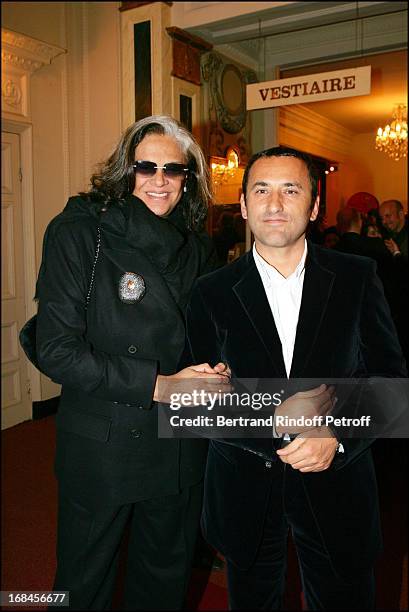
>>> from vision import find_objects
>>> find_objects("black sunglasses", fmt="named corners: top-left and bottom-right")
top-left (133, 160), bottom-right (189, 178)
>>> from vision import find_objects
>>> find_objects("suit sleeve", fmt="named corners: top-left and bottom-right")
top-left (36, 222), bottom-right (158, 407)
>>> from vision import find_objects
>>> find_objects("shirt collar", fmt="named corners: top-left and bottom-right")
top-left (253, 240), bottom-right (307, 283)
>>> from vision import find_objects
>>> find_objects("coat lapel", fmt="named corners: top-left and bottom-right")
top-left (290, 246), bottom-right (335, 377)
top-left (233, 252), bottom-right (287, 377)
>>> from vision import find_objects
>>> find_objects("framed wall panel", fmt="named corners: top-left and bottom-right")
top-left (121, 3), bottom-right (172, 129)
top-left (171, 77), bottom-right (200, 140)
top-left (133, 21), bottom-right (152, 121)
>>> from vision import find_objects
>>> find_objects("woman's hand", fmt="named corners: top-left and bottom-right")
top-left (153, 362), bottom-right (231, 403)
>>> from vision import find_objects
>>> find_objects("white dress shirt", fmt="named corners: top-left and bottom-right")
top-left (253, 241), bottom-right (307, 377)
top-left (252, 241), bottom-right (344, 453)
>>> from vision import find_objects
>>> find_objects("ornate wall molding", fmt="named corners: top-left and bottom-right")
top-left (202, 51), bottom-right (257, 136)
top-left (2, 28), bottom-right (65, 121)
top-left (1, 71), bottom-right (28, 119)
top-left (2, 28), bottom-right (65, 73)
top-left (1, 51), bottom-right (43, 74)
top-left (201, 50), bottom-right (257, 164)
top-left (2, 78), bottom-right (23, 108)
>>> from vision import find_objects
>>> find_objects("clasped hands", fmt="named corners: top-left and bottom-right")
top-left (153, 362), bottom-right (231, 404)
top-left (155, 366), bottom-right (338, 473)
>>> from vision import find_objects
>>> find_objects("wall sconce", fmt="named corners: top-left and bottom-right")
top-left (211, 147), bottom-right (240, 184)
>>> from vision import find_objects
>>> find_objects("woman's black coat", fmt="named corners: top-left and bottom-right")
top-left (36, 195), bottom-right (215, 509)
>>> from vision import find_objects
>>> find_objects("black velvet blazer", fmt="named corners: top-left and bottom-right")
top-left (186, 242), bottom-right (407, 574)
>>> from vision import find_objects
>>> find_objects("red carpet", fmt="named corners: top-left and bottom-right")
top-left (1, 417), bottom-right (407, 610)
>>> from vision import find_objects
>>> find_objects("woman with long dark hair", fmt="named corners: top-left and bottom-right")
top-left (35, 116), bottom-right (228, 610)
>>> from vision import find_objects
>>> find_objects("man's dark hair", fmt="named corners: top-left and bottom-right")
top-left (242, 146), bottom-right (319, 206)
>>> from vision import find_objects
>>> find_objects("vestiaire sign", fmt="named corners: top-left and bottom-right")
top-left (246, 66), bottom-right (371, 110)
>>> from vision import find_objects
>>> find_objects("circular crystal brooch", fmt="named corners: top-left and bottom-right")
top-left (118, 272), bottom-right (146, 303)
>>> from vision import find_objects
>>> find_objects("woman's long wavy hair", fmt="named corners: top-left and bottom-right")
top-left (84, 115), bottom-right (212, 231)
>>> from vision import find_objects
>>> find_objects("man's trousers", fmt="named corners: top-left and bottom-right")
top-left (226, 466), bottom-right (375, 610)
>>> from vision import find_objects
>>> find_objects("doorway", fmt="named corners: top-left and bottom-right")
top-left (1, 131), bottom-right (32, 429)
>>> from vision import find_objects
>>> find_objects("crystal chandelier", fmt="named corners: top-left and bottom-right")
top-left (375, 104), bottom-right (408, 161)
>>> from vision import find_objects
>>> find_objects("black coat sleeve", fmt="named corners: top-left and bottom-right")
top-left (36, 221), bottom-right (158, 406)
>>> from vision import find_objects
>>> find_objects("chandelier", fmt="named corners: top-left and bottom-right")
top-left (375, 104), bottom-right (407, 161)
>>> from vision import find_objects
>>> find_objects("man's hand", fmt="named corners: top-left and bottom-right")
top-left (276, 426), bottom-right (338, 472)
top-left (384, 238), bottom-right (400, 256)
top-left (199, 362), bottom-right (231, 378)
top-left (274, 384), bottom-right (336, 435)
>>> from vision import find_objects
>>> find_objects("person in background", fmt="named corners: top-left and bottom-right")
top-left (322, 225), bottom-right (340, 249)
top-left (335, 205), bottom-right (392, 285)
top-left (379, 199), bottom-right (408, 359)
top-left (336, 205), bottom-right (408, 363)
top-left (336, 206), bottom-right (367, 252)
top-left (344, 191), bottom-right (379, 223)
top-left (379, 199), bottom-right (408, 261)
top-left (232, 211), bottom-right (247, 258)
top-left (35, 115), bottom-right (228, 610)
top-left (307, 210), bottom-right (327, 244)
top-left (364, 223), bottom-right (383, 238)
top-left (212, 211), bottom-right (240, 265)
top-left (365, 207), bottom-right (386, 239)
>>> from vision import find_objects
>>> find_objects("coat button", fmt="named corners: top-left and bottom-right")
top-left (265, 461), bottom-right (272, 468)
top-left (130, 429), bottom-right (142, 439)
top-left (128, 345), bottom-right (138, 354)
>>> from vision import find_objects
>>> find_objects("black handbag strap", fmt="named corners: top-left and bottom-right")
top-left (85, 226), bottom-right (101, 308)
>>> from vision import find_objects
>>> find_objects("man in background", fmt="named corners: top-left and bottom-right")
top-left (380, 199), bottom-right (408, 261)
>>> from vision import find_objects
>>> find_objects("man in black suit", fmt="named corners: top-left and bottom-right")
top-left (186, 147), bottom-right (407, 610)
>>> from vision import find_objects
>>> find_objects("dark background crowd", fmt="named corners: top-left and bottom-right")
top-left (308, 194), bottom-right (408, 362)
